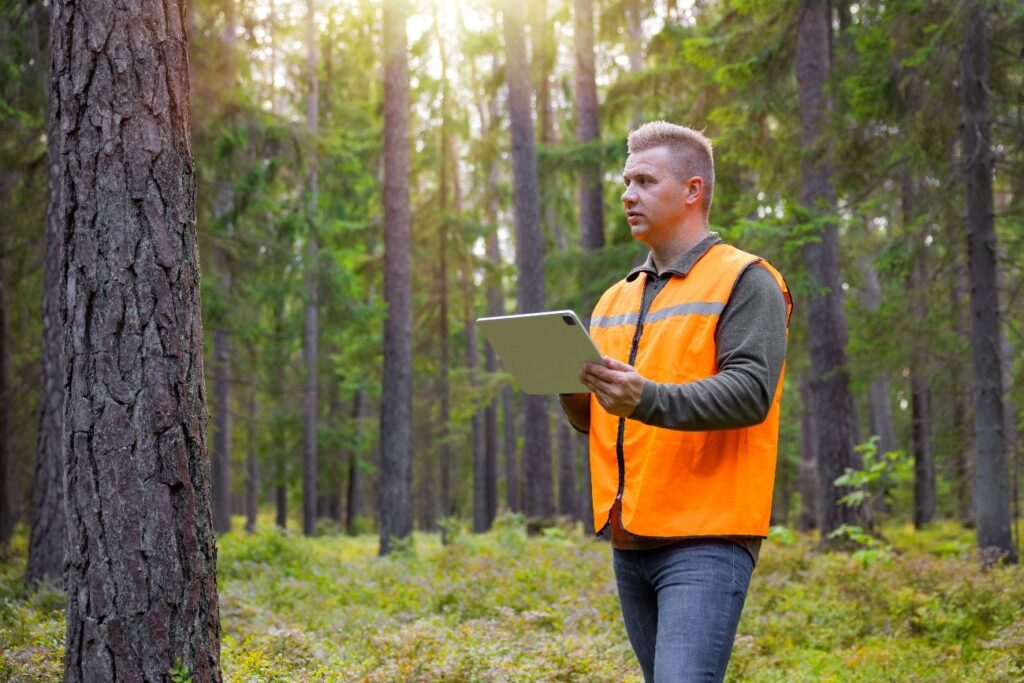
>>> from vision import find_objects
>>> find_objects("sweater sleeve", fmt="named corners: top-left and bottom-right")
top-left (628, 263), bottom-right (788, 431)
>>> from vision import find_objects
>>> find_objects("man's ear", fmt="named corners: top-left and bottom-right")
top-left (685, 176), bottom-right (704, 206)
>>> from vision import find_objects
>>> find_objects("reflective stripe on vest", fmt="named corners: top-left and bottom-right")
top-left (588, 243), bottom-right (792, 538)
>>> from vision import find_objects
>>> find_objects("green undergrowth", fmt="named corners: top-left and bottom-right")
top-left (2, 516), bottom-right (1022, 681)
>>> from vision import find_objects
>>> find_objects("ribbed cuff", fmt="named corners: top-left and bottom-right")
top-left (629, 380), bottom-right (659, 422)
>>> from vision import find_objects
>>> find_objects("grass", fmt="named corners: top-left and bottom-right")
top-left (2, 515), bottom-right (1023, 681)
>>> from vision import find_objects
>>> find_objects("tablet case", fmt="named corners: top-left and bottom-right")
top-left (475, 310), bottom-right (602, 394)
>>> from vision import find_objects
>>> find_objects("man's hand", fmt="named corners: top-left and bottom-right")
top-left (579, 356), bottom-right (646, 417)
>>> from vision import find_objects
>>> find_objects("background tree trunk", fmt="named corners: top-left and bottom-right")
top-left (346, 388), bottom-right (365, 535)
top-left (302, 0), bottom-right (320, 537)
top-left (245, 390), bottom-right (259, 533)
top-left (574, 0), bottom-right (604, 251)
top-left (379, 0), bottom-right (414, 554)
top-left (53, 0), bottom-right (222, 676)
top-left (27, 91), bottom-right (65, 584)
top-left (959, 0), bottom-right (1015, 562)
top-left (795, 0), bottom-right (869, 539)
top-left (797, 372), bottom-right (818, 531)
top-left (0, 201), bottom-right (10, 546)
top-left (502, 0), bottom-right (552, 519)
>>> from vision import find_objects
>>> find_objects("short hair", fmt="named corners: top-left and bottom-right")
top-left (626, 121), bottom-right (715, 213)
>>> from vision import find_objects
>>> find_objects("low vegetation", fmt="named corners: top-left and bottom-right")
top-left (2, 515), bottom-right (1022, 681)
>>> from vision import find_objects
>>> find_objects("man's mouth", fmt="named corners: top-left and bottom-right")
top-left (626, 211), bottom-right (643, 221)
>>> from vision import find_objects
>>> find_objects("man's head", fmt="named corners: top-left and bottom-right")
top-left (626, 121), bottom-right (715, 215)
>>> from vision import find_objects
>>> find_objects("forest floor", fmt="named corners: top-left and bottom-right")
top-left (2, 515), bottom-right (1023, 682)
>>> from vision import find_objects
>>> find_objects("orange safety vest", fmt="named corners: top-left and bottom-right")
top-left (588, 242), bottom-right (792, 538)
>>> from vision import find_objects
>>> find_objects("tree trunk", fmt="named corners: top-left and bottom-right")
top-left (946, 206), bottom-right (973, 525)
top-left (346, 388), bottom-right (365, 535)
top-left (434, 7), bottom-right (452, 527)
top-left (210, 0), bottom-right (237, 537)
top-left (53, 0), bottom-right (222, 676)
top-left (797, 373), bottom-right (818, 531)
top-left (301, 0), bottom-right (320, 538)
top-left (502, 0), bottom-right (553, 519)
top-left (960, 0), bottom-right (1015, 562)
top-left (27, 90), bottom-right (65, 584)
top-left (380, 0), bottom-right (414, 554)
top-left (903, 171), bottom-right (935, 528)
top-left (481, 63), bottom-right (518, 517)
top-left (795, 0), bottom-right (868, 540)
top-left (625, 0), bottom-right (644, 129)
top-left (212, 251), bottom-right (232, 534)
top-left (245, 390), bottom-right (259, 533)
top-left (556, 419), bottom-right (576, 518)
top-left (574, 0), bottom-right (604, 250)
top-left (0, 200), bottom-right (10, 545)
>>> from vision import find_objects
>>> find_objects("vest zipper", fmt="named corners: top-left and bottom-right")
top-left (614, 274), bottom-right (660, 504)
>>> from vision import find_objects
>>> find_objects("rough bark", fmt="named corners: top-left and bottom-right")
top-left (795, 0), bottom-right (868, 539)
top-left (52, 0), bottom-right (222, 677)
top-left (27, 90), bottom-right (66, 584)
top-left (502, 0), bottom-right (553, 519)
top-left (380, 0), bottom-right (414, 554)
top-left (556, 419), bottom-right (577, 518)
top-left (574, 0), bottom-right (604, 250)
top-left (946, 205), bottom-right (974, 525)
top-left (960, 0), bottom-right (1015, 562)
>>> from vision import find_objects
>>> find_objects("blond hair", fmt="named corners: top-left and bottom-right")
top-left (627, 121), bottom-right (715, 213)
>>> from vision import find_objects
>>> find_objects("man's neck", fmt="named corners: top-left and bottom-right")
top-left (649, 226), bottom-right (711, 273)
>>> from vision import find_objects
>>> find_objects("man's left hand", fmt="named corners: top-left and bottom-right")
top-left (579, 356), bottom-right (646, 417)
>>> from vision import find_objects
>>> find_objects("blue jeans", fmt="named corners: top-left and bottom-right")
top-left (612, 540), bottom-right (754, 683)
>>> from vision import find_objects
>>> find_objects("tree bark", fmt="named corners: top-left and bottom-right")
top-left (625, 0), bottom-right (644, 130)
top-left (574, 0), bottom-right (604, 250)
top-left (795, 0), bottom-right (868, 540)
top-left (502, 0), bottom-right (553, 519)
top-left (53, 0), bottom-right (222, 676)
top-left (960, 0), bottom-right (1015, 562)
top-left (380, 0), bottom-right (414, 554)
top-left (27, 77), bottom-right (65, 584)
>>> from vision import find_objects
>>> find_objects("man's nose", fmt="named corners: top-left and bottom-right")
top-left (621, 185), bottom-right (636, 204)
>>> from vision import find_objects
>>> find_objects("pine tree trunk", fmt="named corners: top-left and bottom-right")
top-left (302, 0), bottom-right (320, 538)
top-left (434, 8), bottom-right (452, 527)
top-left (346, 388), bottom-right (365, 535)
top-left (27, 94), bottom-right (65, 584)
top-left (625, 0), bottom-right (644, 130)
top-left (245, 391), bottom-right (259, 533)
top-left (502, 0), bottom-right (552, 519)
top-left (960, 0), bottom-right (1015, 562)
top-left (53, 0), bottom-right (222, 676)
top-left (380, 0), bottom-right (414, 554)
top-left (904, 177), bottom-right (935, 528)
top-left (574, 0), bottom-right (604, 250)
top-left (0, 203), bottom-right (11, 546)
top-left (795, 0), bottom-right (868, 540)
top-left (557, 420), bottom-right (576, 518)
top-left (797, 373), bottom-right (818, 531)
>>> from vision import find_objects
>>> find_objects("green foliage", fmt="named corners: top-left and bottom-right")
top-left (4, 523), bottom-right (1024, 681)
top-left (169, 657), bottom-right (194, 683)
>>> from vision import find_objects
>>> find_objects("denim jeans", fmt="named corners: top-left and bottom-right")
top-left (612, 539), bottom-right (754, 683)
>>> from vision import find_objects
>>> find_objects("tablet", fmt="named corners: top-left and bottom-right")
top-left (476, 310), bottom-right (602, 395)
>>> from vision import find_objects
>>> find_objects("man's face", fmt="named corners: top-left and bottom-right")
top-left (620, 146), bottom-right (692, 246)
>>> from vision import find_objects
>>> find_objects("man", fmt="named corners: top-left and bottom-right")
top-left (559, 121), bottom-right (791, 683)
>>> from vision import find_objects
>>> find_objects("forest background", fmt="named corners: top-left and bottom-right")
top-left (1, 0), bottom-right (1023, 680)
